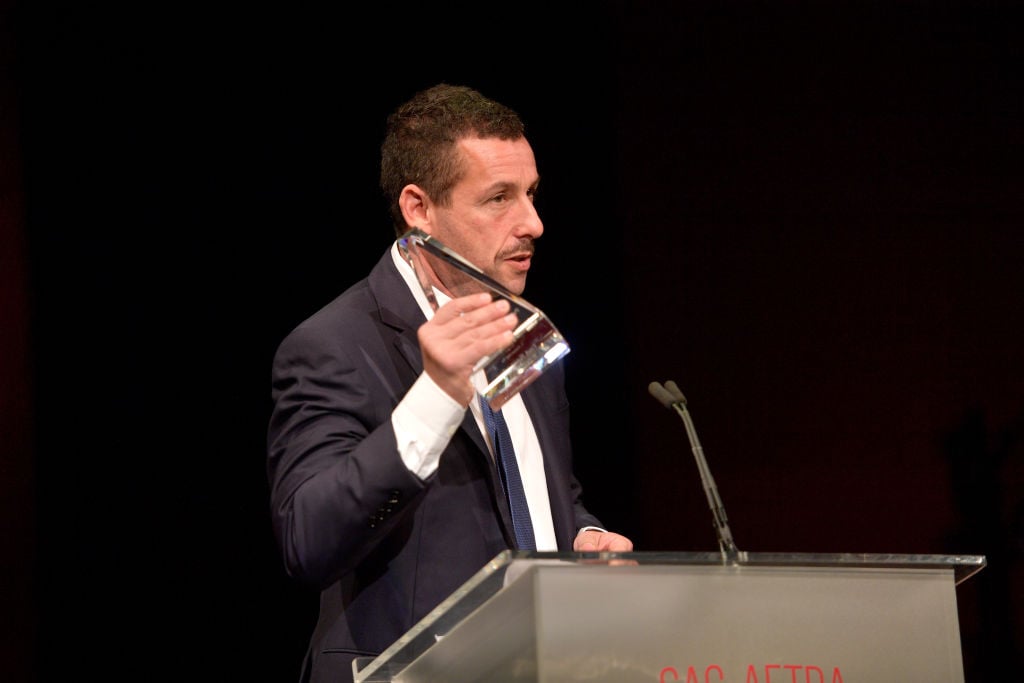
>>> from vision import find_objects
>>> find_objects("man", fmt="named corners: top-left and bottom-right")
top-left (267, 83), bottom-right (633, 683)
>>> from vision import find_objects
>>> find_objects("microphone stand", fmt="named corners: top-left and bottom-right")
top-left (650, 381), bottom-right (740, 564)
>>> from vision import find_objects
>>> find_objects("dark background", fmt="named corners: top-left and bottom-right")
top-left (3, 1), bottom-right (1021, 680)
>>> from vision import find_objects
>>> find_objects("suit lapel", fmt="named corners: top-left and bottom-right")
top-left (367, 245), bottom-right (509, 531)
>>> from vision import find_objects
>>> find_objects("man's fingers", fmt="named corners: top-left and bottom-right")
top-left (443, 293), bottom-right (491, 320)
top-left (451, 314), bottom-right (516, 362)
top-left (441, 295), bottom-right (511, 329)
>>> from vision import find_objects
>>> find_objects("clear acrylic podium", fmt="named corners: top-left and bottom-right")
top-left (353, 550), bottom-right (986, 683)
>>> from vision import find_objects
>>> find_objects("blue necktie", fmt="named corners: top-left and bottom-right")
top-left (479, 396), bottom-right (536, 550)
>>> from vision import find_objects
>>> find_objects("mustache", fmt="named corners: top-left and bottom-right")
top-left (498, 238), bottom-right (535, 260)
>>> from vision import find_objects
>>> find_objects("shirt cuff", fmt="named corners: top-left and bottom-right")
top-left (392, 372), bottom-right (465, 479)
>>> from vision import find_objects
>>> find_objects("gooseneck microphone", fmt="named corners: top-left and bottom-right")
top-left (649, 380), bottom-right (740, 563)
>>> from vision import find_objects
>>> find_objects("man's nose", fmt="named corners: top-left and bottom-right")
top-left (517, 198), bottom-right (544, 239)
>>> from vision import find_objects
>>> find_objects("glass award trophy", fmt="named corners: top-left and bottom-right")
top-left (397, 228), bottom-right (570, 410)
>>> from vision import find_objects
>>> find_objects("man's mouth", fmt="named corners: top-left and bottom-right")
top-left (506, 252), bottom-right (532, 271)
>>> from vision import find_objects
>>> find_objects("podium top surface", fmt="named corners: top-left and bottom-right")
top-left (353, 550), bottom-right (985, 682)
top-left (595, 549), bottom-right (988, 583)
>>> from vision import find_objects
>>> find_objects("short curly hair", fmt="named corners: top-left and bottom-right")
top-left (380, 83), bottom-right (526, 237)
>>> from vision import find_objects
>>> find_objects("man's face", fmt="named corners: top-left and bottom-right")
top-left (429, 136), bottom-right (543, 296)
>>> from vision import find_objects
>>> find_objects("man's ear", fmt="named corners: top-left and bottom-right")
top-left (399, 184), bottom-right (431, 233)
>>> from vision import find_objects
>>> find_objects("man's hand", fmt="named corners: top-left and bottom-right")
top-left (418, 293), bottom-right (517, 406)
top-left (573, 528), bottom-right (634, 552)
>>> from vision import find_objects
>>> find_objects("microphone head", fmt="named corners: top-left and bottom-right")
top-left (664, 380), bottom-right (687, 405)
top-left (647, 381), bottom-right (677, 409)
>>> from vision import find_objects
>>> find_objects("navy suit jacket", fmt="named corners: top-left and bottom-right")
top-left (267, 246), bottom-right (602, 682)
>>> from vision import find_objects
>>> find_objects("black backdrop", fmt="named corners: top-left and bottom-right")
top-left (5, 1), bottom-right (1022, 680)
